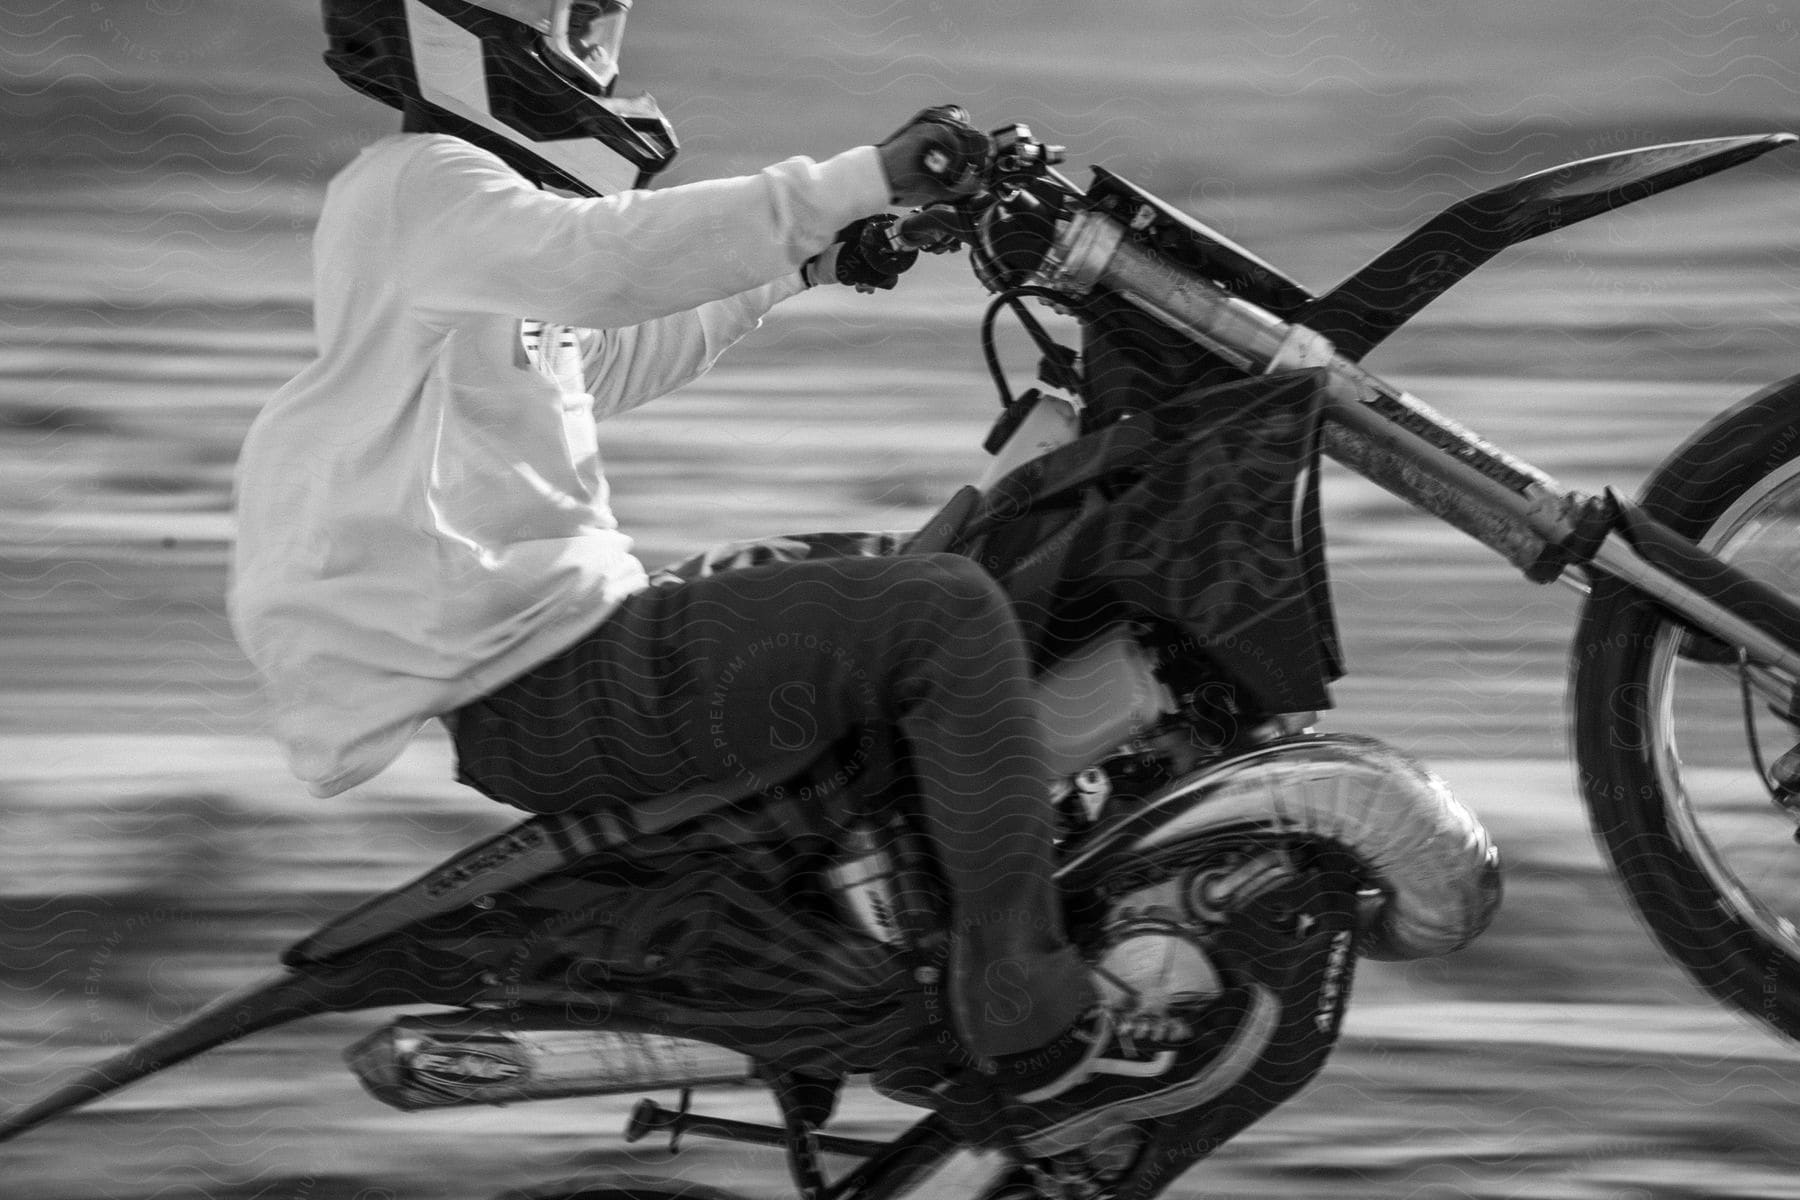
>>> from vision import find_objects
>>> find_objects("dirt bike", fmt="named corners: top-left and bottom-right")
top-left (3, 123), bottom-right (1798, 1200)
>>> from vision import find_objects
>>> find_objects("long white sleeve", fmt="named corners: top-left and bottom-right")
top-left (582, 275), bottom-right (808, 419)
top-left (395, 136), bottom-right (886, 328)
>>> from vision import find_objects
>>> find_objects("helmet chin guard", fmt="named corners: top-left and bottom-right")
top-left (323, 0), bottom-right (679, 196)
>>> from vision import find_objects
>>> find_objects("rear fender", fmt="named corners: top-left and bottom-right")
top-left (0, 939), bottom-right (495, 1146)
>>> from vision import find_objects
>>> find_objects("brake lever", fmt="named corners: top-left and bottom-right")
top-left (889, 205), bottom-right (977, 253)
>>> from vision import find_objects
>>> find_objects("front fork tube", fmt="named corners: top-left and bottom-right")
top-left (1588, 531), bottom-right (1800, 682)
top-left (1034, 207), bottom-right (1800, 698)
top-left (1317, 376), bottom-right (1800, 686)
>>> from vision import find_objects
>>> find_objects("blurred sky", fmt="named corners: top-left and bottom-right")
top-left (7, 0), bottom-right (1800, 300)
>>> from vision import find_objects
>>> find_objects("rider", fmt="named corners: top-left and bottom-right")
top-left (232, 0), bottom-right (1270, 1144)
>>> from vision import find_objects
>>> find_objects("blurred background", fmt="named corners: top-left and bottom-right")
top-left (3, 1), bottom-right (1800, 1196)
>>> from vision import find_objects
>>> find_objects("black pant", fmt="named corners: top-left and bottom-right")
top-left (451, 546), bottom-right (1091, 1058)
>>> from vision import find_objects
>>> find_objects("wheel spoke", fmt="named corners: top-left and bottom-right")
top-left (1648, 461), bottom-right (1800, 961)
top-left (1571, 377), bottom-right (1800, 1041)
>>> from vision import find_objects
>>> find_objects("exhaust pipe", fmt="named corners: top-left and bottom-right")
top-left (1062, 733), bottom-right (1503, 960)
top-left (345, 1013), bottom-right (756, 1110)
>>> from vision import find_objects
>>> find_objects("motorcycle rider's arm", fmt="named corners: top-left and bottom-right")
top-left (580, 276), bottom-right (804, 419)
top-left (396, 135), bottom-right (890, 330)
top-left (581, 213), bottom-right (926, 417)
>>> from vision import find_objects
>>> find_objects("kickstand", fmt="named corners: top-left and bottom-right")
top-left (768, 1069), bottom-right (844, 1200)
top-left (669, 1087), bottom-right (691, 1155)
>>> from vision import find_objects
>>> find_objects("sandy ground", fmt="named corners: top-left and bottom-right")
top-left (6, 1), bottom-right (1800, 1197)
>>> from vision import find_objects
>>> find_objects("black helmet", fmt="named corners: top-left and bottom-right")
top-left (322, 0), bottom-right (678, 196)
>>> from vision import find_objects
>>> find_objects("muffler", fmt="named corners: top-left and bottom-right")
top-left (345, 1012), bottom-right (756, 1110)
top-left (1062, 733), bottom-right (1503, 960)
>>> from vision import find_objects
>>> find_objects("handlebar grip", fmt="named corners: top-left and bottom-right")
top-left (890, 207), bottom-right (970, 252)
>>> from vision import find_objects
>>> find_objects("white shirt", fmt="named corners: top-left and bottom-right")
top-left (231, 134), bottom-right (891, 796)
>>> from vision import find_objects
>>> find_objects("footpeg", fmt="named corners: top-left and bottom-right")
top-left (624, 1096), bottom-right (885, 1159)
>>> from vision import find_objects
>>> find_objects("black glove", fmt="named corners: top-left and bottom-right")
top-left (876, 105), bottom-right (993, 206)
top-left (803, 214), bottom-right (920, 292)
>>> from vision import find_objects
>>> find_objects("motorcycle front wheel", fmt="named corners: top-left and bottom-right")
top-left (500, 1182), bottom-right (753, 1200)
top-left (1572, 371), bottom-right (1800, 1041)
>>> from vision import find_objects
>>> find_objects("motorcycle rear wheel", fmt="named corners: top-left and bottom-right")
top-left (1573, 372), bottom-right (1800, 1041)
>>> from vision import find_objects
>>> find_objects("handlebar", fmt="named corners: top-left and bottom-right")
top-left (886, 123), bottom-right (1070, 253)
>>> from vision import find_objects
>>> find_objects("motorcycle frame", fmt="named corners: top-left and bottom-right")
top-left (1, 130), bottom-right (1796, 1196)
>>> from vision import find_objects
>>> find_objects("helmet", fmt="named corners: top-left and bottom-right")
top-left (322, 0), bottom-right (679, 196)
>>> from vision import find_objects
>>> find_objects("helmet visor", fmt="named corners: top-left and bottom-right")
top-left (546, 0), bottom-right (630, 94)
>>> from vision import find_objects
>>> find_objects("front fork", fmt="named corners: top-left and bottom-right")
top-left (1031, 206), bottom-right (1800, 701)
top-left (1321, 377), bottom-right (1800, 686)
top-left (1319, 371), bottom-right (1800, 719)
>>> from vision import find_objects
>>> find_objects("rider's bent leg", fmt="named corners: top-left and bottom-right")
top-left (449, 552), bottom-right (1094, 1065)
